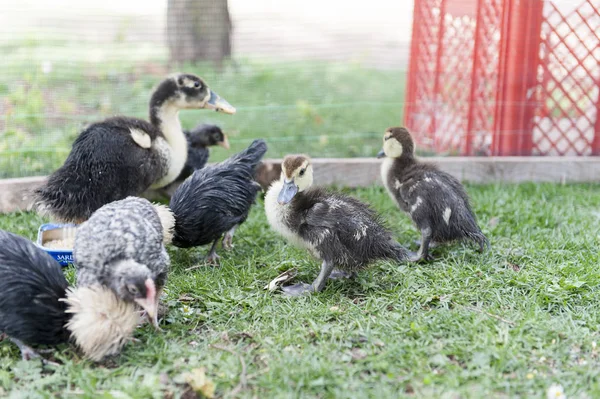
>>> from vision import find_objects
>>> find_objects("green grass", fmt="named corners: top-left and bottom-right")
top-left (1, 183), bottom-right (600, 398)
top-left (0, 37), bottom-right (406, 178)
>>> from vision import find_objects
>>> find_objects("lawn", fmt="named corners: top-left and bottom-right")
top-left (0, 37), bottom-right (406, 178)
top-left (0, 183), bottom-right (599, 398)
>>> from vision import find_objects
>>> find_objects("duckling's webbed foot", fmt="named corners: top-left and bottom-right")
top-left (205, 238), bottom-right (221, 265)
top-left (222, 225), bottom-right (237, 251)
top-left (413, 239), bottom-right (439, 249)
top-left (329, 269), bottom-right (356, 280)
top-left (282, 282), bottom-right (315, 297)
top-left (282, 260), bottom-right (335, 296)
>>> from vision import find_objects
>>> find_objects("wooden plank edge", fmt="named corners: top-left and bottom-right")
top-left (0, 157), bottom-right (598, 214)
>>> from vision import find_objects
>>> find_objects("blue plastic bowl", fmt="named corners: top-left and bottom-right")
top-left (36, 223), bottom-right (77, 267)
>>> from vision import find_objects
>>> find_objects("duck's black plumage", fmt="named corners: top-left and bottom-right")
top-left (287, 188), bottom-right (408, 269)
top-left (379, 127), bottom-right (488, 261)
top-left (170, 139), bottom-right (267, 263)
top-left (0, 230), bottom-right (70, 358)
top-left (36, 117), bottom-right (165, 223)
top-left (35, 74), bottom-right (235, 223)
top-left (177, 124), bottom-right (227, 183)
top-left (265, 155), bottom-right (408, 295)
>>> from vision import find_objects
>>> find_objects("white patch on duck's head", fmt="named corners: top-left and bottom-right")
top-left (394, 179), bottom-right (403, 190)
top-left (383, 127), bottom-right (415, 158)
top-left (281, 155), bottom-right (313, 192)
top-left (62, 286), bottom-right (140, 362)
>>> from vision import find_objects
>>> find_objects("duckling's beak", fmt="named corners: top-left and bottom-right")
top-left (206, 90), bottom-right (236, 114)
top-left (134, 279), bottom-right (159, 329)
top-left (278, 180), bottom-right (298, 205)
top-left (377, 149), bottom-right (386, 159)
top-left (218, 134), bottom-right (230, 150)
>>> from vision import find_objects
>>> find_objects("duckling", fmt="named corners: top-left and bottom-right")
top-left (0, 230), bottom-right (139, 363)
top-left (170, 139), bottom-right (267, 264)
top-left (35, 73), bottom-right (236, 223)
top-left (177, 124), bottom-right (230, 183)
top-left (74, 197), bottom-right (174, 328)
top-left (377, 127), bottom-right (489, 262)
top-left (264, 154), bottom-right (409, 296)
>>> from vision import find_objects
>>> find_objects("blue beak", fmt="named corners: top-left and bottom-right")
top-left (278, 180), bottom-right (298, 205)
top-left (377, 149), bottom-right (386, 158)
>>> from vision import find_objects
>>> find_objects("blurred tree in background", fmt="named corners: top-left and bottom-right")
top-left (166, 0), bottom-right (232, 66)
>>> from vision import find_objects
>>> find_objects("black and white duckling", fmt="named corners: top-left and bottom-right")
top-left (170, 139), bottom-right (267, 264)
top-left (264, 154), bottom-right (409, 296)
top-left (377, 127), bottom-right (489, 262)
top-left (35, 74), bottom-right (235, 223)
top-left (0, 230), bottom-right (139, 363)
top-left (74, 197), bottom-right (174, 328)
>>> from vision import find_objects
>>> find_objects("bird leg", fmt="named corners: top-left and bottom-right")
top-left (221, 225), bottom-right (238, 251)
top-left (10, 338), bottom-right (58, 366)
top-left (413, 239), bottom-right (439, 249)
top-left (410, 227), bottom-right (434, 262)
top-left (328, 269), bottom-right (356, 280)
top-left (205, 238), bottom-right (221, 265)
top-left (282, 260), bottom-right (335, 296)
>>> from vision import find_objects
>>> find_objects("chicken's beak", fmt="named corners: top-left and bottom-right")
top-left (206, 90), bottom-right (236, 114)
top-left (377, 149), bottom-right (386, 159)
top-left (135, 279), bottom-right (159, 329)
top-left (218, 134), bottom-right (230, 150)
top-left (277, 180), bottom-right (298, 205)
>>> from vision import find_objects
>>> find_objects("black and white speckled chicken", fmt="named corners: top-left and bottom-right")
top-left (264, 154), bottom-right (409, 296)
top-left (169, 139), bottom-right (267, 264)
top-left (73, 196), bottom-right (174, 327)
top-left (0, 230), bottom-right (140, 363)
top-left (377, 127), bottom-right (489, 262)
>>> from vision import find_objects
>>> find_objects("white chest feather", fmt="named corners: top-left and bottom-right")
top-left (264, 181), bottom-right (319, 255)
top-left (380, 157), bottom-right (400, 206)
top-left (150, 107), bottom-right (188, 189)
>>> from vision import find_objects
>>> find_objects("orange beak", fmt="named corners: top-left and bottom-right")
top-left (218, 135), bottom-right (230, 150)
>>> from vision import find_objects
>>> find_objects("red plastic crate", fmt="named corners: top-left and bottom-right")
top-left (405, 0), bottom-right (600, 156)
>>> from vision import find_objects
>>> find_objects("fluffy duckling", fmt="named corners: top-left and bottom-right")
top-left (378, 127), bottom-right (489, 262)
top-left (74, 197), bottom-right (174, 327)
top-left (265, 154), bottom-right (409, 296)
top-left (35, 74), bottom-right (235, 223)
top-left (170, 139), bottom-right (267, 264)
top-left (0, 230), bottom-right (139, 363)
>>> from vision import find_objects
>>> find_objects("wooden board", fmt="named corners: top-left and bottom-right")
top-left (1, 156), bottom-right (598, 214)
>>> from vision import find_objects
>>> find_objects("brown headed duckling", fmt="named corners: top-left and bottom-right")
top-left (377, 127), bottom-right (489, 262)
top-left (264, 154), bottom-right (408, 296)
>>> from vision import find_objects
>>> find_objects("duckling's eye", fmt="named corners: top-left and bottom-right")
top-left (127, 284), bottom-right (139, 296)
top-left (194, 81), bottom-right (200, 88)
top-left (299, 169), bottom-right (306, 177)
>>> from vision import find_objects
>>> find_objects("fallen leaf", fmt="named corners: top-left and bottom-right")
top-left (264, 268), bottom-right (298, 291)
top-left (179, 294), bottom-right (195, 302)
top-left (182, 368), bottom-right (216, 398)
top-left (374, 340), bottom-right (385, 347)
top-left (509, 263), bottom-right (521, 272)
top-left (329, 306), bottom-right (340, 312)
top-left (351, 348), bottom-right (367, 361)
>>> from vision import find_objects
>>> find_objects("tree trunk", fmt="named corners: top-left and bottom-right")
top-left (166, 0), bottom-right (232, 66)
